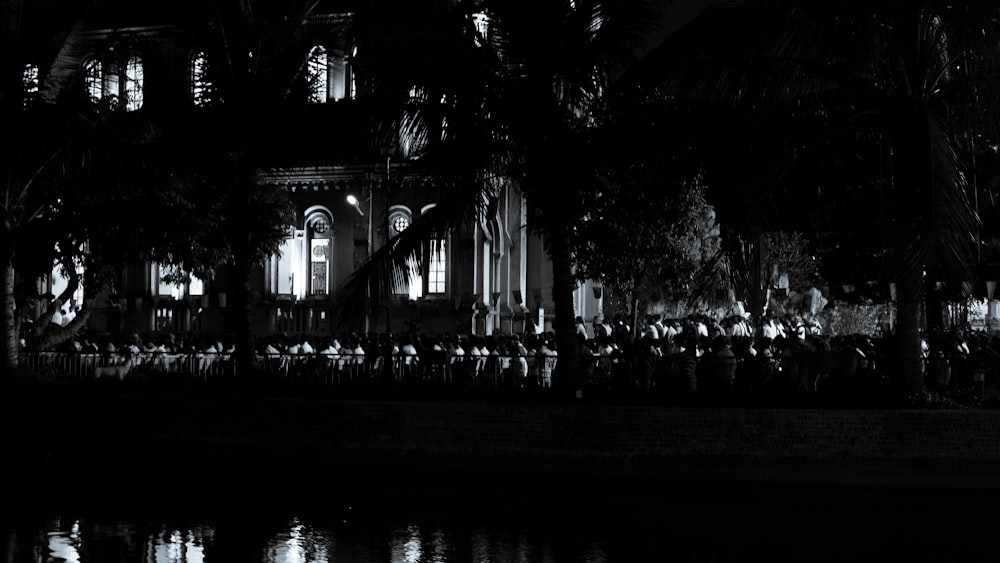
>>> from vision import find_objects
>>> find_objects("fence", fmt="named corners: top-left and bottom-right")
top-left (18, 349), bottom-right (605, 388)
top-left (17, 348), bottom-right (994, 397)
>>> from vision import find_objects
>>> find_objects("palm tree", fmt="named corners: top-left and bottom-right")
top-left (636, 0), bottom-right (999, 395)
top-left (0, 0), bottom-right (142, 368)
top-left (337, 0), bottom-right (661, 392)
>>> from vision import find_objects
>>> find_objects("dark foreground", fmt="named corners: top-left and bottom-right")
top-left (5, 377), bottom-right (1000, 562)
top-left (5, 375), bottom-right (1000, 495)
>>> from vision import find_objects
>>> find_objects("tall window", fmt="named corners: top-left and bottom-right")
top-left (123, 56), bottom-right (143, 111)
top-left (428, 238), bottom-right (447, 294)
top-left (151, 263), bottom-right (204, 300)
top-left (273, 234), bottom-right (296, 296)
top-left (84, 59), bottom-right (103, 103)
top-left (349, 44), bottom-right (357, 99)
top-left (388, 205), bottom-right (448, 297)
top-left (472, 12), bottom-right (490, 46)
top-left (308, 213), bottom-right (333, 296)
top-left (422, 203), bottom-right (447, 295)
top-left (22, 63), bottom-right (38, 108)
top-left (310, 239), bottom-right (329, 295)
top-left (307, 46), bottom-right (328, 103)
top-left (190, 51), bottom-right (212, 106)
top-left (388, 206), bottom-right (415, 296)
top-left (83, 54), bottom-right (144, 111)
top-left (306, 44), bottom-right (353, 103)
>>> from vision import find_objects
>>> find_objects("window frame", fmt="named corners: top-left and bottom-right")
top-left (82, 51), bottom-right (144, 111)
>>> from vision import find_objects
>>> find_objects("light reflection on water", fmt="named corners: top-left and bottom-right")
top-left (18, 513), bottom-right (611, 563)
top-left (6, 483), bottom-right (999, 562)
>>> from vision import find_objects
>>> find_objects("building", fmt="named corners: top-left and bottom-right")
top-left (19, 1), bottom-right (604, 344)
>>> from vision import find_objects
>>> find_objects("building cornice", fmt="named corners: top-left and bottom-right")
top-left (257, 164), bottom-right (470, 193)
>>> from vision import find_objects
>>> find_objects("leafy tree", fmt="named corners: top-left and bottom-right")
top-left (337, 0), bottom-right (662, 392)
top-left (1, 1), bottom-right (188, 367)
top-left (760, 231), bottom-right (821, 295)
top-left (637, 1), bottom-right (1000, 395)
top-left (571, 167), bottom-right (721, 331)
top-left (148, 0), bottom-right (336, 376)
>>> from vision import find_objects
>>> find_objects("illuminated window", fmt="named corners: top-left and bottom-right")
top-left (83, 54), bottom-right (144, 111)
top-left (388, 207), bottom-right (414, 295)
top-left (308, 213), bottom-right (333, 296)
top-left (306, 44), bottom-right (354, 102)
top-left (151, 264), bottom-right (204, 299)
top-left (22, 63), bottom-right (38, 108)
top-left (84, 59), bottom-right (103, 103)
top-left (190, 51), bottom-right (212, 106)
top-left (123, 56), bottom-right (143, 111)
top-left (428, 238), bottom-right (446, 294)
top-left (307, 46), bottom-right (328, 103)
top-left (310, 239), bottom-right (329, 295)
top-left (273, 235), bottom-right (295, 295)
top-left (422, 204), bottom-right (447, 295)
top-left (349, 44), bottom-right (357, 99)
top-left (472, 12), bottom-right (490, 46)
top-left (392, 215), bottom-right (410, 234)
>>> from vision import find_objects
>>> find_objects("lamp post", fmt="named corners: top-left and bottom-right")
top-left (346, 192), bottom-right (374, 259)
top-left (347, 191), bottom-right (374, 333)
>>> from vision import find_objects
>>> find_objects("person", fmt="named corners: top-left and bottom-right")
top-left (538, 338), bottom-right (558, 388)
top-left (709, 335), bottom-right (737, 394)
top-left (593, 316), bottom-right (613, 339)
top-left (575, 316), bottom-right (588, 340)
top-left (643, 315), bottom-right (660, 340)
top-left (654, 315), bottom-right (668, 339)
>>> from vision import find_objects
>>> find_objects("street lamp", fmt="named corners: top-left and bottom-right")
top-left (347, 191), bottom-right (375, 333)
top-left (346, 194), bottom-right (365, 216)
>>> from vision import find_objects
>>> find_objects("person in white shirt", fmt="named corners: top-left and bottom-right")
top-left (538, 339), bottom-right (558, 388)
top-left (695, 316), bottom-right (709, 338)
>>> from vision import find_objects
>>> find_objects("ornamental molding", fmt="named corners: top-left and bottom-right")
top-left (256, 165), bottom-right (369, 193)
top-left (257, 165), bottom-right (468, 193)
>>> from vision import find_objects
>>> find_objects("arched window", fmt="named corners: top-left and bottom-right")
top-left (306, 211), bottom-right (333, 295)
top-left (388, 206), bottom-right (415, 296)
top-left (124, 55), bottom-right (143, 111)
top-left (269, 209), bottom-right (335, 300)
top-left (84, 59), bottom-right (103, 103)
top-left (306, 44), bottom-right (354, 103)
top-left (387, 205), bottom-right (448, 298)
top-left (190, 50), bottom-right (212, 106)
top-left (83, 53), bottom-right (144, 111)
top-left (306, 45), bottom-right (328, 103)
top-left (389, 207), bottom-right (412, 236)
top-left (422, 204), bottom-right (447, 295)
top-left (22, 63), bottom-right (39, 109)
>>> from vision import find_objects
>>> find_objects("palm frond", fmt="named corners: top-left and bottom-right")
top-left (330, 175), bottom-right (495, 331)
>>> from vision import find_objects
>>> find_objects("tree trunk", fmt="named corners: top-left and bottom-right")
top-left (2, 249), bottom-right (18, 370)
top-left (923, 276), bottom-right (944, 333)
top-left (229, 254), bottom-right (257, 382)
top-left (547, 223), bottom-right (581, 396)
top-left (894, 266), bottom-right (925, 396)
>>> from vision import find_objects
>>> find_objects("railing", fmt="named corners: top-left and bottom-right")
top-left (16, 349), bottom-right (993, 396)
top-left (21, 351), bottom-right (233, 380)
top-left (18, 350), bottom-right (579, 388)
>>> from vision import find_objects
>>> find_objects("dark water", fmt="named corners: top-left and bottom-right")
top-left (4, 473), bottom-right (999, 563)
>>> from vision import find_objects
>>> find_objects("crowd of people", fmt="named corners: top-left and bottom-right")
top-left (19, 309), bottom-right (1000, 398)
